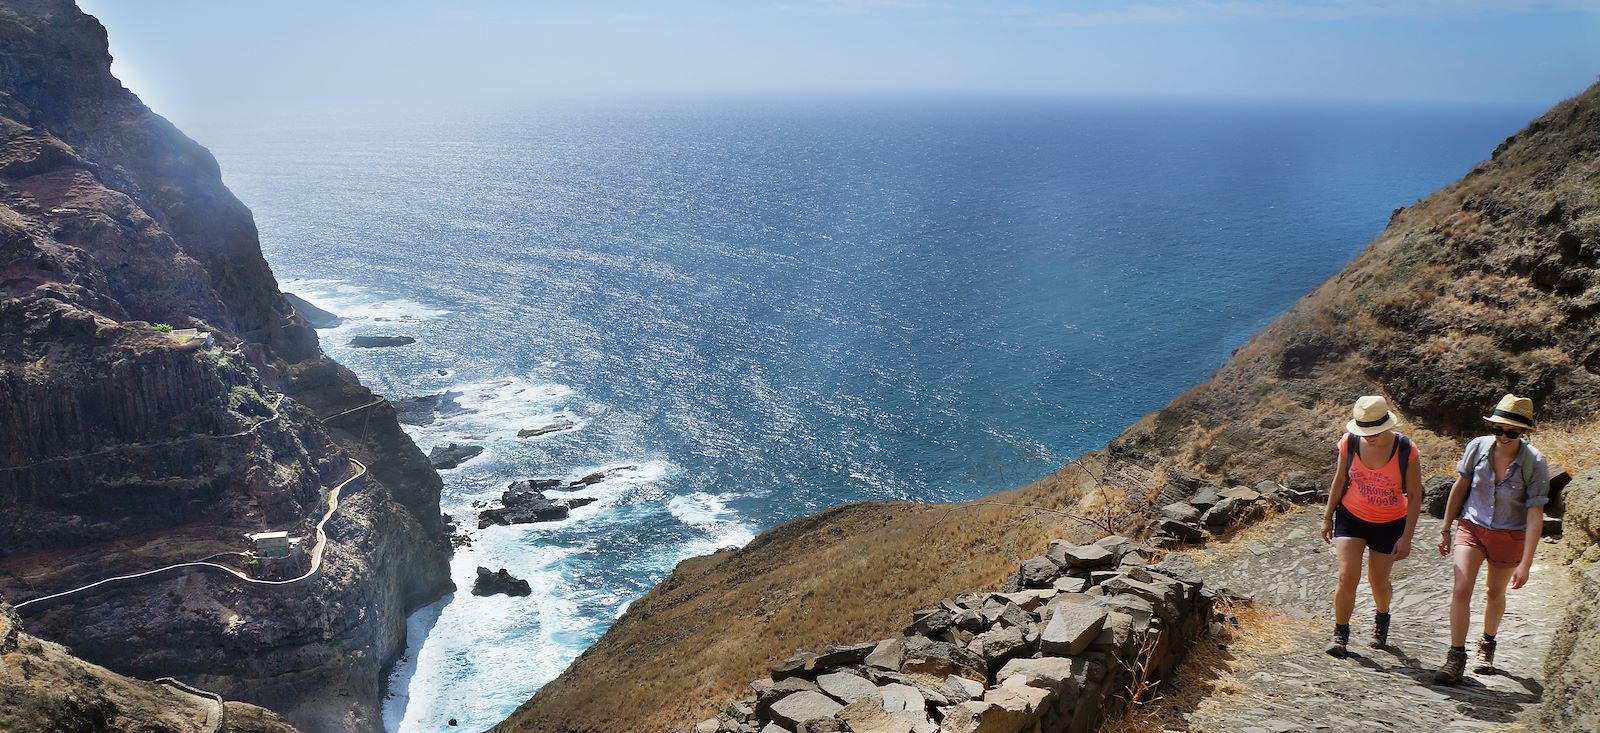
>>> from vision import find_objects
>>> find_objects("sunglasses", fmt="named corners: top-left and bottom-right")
top-left (1490, 427), bottom-right (1524, 439)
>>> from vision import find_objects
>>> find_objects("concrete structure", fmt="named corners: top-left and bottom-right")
top-left (250, 531), bottom-right (291, 559)
top-left (168, 328), bottom-right (212, 349)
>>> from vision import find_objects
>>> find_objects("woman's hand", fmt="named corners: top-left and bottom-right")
top-left (1392, 536), bottom-right (1412, 561)
top-left (1321, 515), bottom-right (1334, 544)
top-left (1437, 526), bottom-right (1452, 556)
top-left (1512, 562), bottom-right (1531, 590)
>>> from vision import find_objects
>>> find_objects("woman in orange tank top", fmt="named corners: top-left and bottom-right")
top-left (1320, 395), bottom-right (1422, 657)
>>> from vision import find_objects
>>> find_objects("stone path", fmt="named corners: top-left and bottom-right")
top-left (1177, 506), bottom-right (1566, 733)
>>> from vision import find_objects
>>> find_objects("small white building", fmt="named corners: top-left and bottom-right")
top-left (251, 531), bottom-right (291, 559)
top-left (169, 328), bottom-right (213, 349)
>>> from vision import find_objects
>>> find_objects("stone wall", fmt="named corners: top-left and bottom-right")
top-left (690, 479), bottom-right (1316, 733)
top-left (1538, 469), bottom-right (1600, 732)
top-left (691, 538), bottom-right (1207, 733)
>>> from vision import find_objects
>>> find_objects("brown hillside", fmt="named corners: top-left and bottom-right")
top-left (496, 81), bottom-right (1600, 733)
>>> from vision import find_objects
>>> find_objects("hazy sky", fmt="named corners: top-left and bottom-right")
top-left (81, 0), bottom-right (1600, 127)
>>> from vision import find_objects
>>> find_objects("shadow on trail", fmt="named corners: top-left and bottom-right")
top-left (1354, 645), bottom-right (1544, 724)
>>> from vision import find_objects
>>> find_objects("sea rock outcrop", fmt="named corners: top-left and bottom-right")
top-left (347, 335), bottom-right (416, 348)
top-left (429, 442), bottom-right (484, 470)
top-left (477, 482), bottom-right (597, 528)
top-left (282, 293), bottom-right (340, 329)
top-left (394, 390), bottom-right (467, 426)
top-left (518, 416), bottom-right (576, 438)
top-left (0, 2), bottom-right (451, 731)
top-left (472, 567), bottom-right (532, 597)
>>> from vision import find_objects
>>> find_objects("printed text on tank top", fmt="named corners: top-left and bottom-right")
top-left (1338, 435), bottom-right (1415, 524)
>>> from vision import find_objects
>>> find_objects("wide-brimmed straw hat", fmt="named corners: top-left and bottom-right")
top-left (1483, 394), bottom-right (1535, 431)
top-left (1346, 395), bottom-right (1399, 436)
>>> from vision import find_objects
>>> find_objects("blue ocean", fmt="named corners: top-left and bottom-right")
top-left (198, 95), bottom-right (1536, 731)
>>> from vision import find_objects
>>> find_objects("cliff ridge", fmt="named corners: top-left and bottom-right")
top-left (0, 1), bottom-right (452, 730)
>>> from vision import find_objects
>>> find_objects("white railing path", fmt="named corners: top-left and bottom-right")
top-left (14, 455), bottom-right (366, 612)
top-left (153, 677), bottom-right (225, 733)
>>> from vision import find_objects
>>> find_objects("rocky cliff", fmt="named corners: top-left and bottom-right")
top-left (498, 82), bottom-right (1600, 732)
top-left (0, 1), bottom-right (451, 731)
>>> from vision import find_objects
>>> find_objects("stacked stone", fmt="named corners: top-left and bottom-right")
top-left (693, 535), bottom-right (1215, 733)
top-left (1147, 478), bottom-right (1323, 547)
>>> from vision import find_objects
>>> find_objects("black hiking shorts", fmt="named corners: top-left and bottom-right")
top-left (1333, 504), bottom-right (1406, 554)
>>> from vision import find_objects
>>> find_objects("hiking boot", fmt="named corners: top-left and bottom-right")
top-left (1370, 613), bottom-right (1391, 648)
top-left (1433, 647), bottom-right (1467, 685)
top-left (1474, 637), bottom-right (1497, 674)
top-left (1325, 628), bottom-right (1349, 658)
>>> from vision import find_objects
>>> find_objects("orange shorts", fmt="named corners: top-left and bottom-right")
top-left (1454, 519), bottom-right (1526, 569)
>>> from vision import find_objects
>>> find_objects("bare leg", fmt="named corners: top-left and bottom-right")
top-left (1334, 538), bottom-right (1367, 625)
top-left (1483, 564), bottom-right (1515, 637)
top-left (1450, 545), bottom-right (1486, 647)
top-left (1367, 548), bottom-right (1397, 614)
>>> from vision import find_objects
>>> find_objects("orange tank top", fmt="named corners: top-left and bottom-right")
top-left (1337, 435), bottom-right (1416, 523)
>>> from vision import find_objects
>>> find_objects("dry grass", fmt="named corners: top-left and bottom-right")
top-left (1103, 601), bottom-right (1315, 733)
top-left (1532, 419), bottom-right (1600, 476)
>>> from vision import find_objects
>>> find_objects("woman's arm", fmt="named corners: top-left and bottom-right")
top-left (1394, 454), bottom-right (1423, 560)
top-left (1437, 474), bottom-right (1470, 556)
top-left (1513, 506), bottom-right (1544, 589)
top-left (1439, 440), bottom-right (1478, 556)
top-left (1513, 454), bottom-right (1552, 589)
top-left (1323, 455), bottom-right (1348, 544)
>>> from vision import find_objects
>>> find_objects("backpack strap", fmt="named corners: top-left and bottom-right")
top-left (1468, 437), bottom-right (1536, 488)
top-left (1464, 437), bottom-right (1488, 481)
top-left (1396, 433), bottom-right (1412, 487)
top-left (1343, 433), bottom-right (1360, 476)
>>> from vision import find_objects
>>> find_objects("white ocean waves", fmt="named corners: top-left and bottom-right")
top-left (397, 376), bottom-right (587, 454)
top-left (282, 277), bottom-right (449, 324)
top-left (665, 492), bottom-right (755, 563)
top-left (383, 547), bottom-right (584, 733)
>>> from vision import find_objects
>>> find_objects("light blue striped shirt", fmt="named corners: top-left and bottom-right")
top-left (1457, 436), bottom-right (1550, 531)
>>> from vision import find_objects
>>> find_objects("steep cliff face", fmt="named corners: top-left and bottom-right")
top-left (498, 83), bottom-right (1600, 732)
top-left (0, 2), bottom-right (451, 730)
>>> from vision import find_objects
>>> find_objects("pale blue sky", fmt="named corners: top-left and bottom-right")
top-left (81, 0), bottom-right (1600, 128)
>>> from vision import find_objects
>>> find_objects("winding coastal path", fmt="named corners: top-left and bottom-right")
top-left (1174, 505), bottom-right (1565, 732)
top-left (13, 455), bottom-right (366, 612)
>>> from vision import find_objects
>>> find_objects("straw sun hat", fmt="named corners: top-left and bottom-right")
top-left (1346, 395), bottom-right (1399, 437)
top-left (1484, 394), bottom-right (1536, 431)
